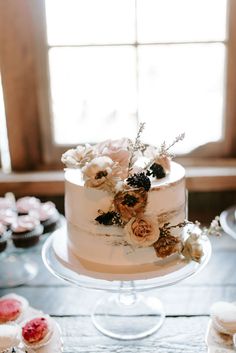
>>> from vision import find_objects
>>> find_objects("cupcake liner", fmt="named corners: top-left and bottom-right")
top-left (11, 225), bottom-right (43, 248)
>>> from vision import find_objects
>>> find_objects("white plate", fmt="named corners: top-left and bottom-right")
top-left (220, 206), bottom-right (236, 240)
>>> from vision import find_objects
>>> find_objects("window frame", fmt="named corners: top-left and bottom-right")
top-left (0, 0), bottom-right (236, 173)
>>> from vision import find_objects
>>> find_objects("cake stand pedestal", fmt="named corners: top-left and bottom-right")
top-left (42, 230), bottom-right (211, 340)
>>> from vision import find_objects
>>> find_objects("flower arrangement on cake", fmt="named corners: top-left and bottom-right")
top-left (62, 123), bottom-right (221, 265)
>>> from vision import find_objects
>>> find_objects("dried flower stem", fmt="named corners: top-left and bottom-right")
top-left (128, 122), bottom-right (146, 175)
top-left (143, 133), bottom-right (185, 172)
top-left (160, 133), bottom-right (185, 156)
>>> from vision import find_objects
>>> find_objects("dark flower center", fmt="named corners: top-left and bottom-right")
top-left (126, 172), bottom-right (151, 191)
top-left (95, 170), bottom-right (108, 179)
top-left (147, 163), bottom-right (166, 179)
top-left (122, 194), bottom-right (138, 207)
top-left (95, 211), bottom-right (121, 226)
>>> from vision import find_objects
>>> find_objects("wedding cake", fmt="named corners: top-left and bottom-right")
top-left (61, 124), bottom-right (205, 272)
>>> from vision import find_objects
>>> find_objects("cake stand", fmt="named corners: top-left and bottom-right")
top-left (42, 228), bottom-right (212, 340)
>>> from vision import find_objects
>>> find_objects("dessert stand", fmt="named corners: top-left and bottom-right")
top-left (42, 227), bottom-right (212, 340)
top-left (0, 216), bottom-right (65, 288)
top-left (0, 242), bottom-right (38, 288)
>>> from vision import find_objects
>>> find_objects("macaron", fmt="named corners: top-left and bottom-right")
top-left (0, 324), bottom-right (20, 350)
top-left (0, 294), bottom-right (29, 324)
top-left (21, 315), bottom-right (54, 349)
top-left (210, 301), bottom-right (236, 335)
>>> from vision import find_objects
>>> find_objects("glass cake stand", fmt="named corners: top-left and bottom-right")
top-left (42, 229), bottom-right (212, 340)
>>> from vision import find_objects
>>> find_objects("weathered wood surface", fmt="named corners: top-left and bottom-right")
top-left (52, 316), bottom-right (210, 353)
top-left (0, 233), bottom-right (235, 352)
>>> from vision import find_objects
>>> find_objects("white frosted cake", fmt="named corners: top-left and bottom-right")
top-left (61, 125), bottom-right (213, 275)
top-left (65, 161), bottom-right (186, 266)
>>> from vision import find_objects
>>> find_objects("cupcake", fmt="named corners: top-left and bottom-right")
top-left (0, 223), bottom-right (11, 253)
top-left (11, 216), bottom-right (43, 248)
top-left (21, 315), bottom-right (54, 349)
top-left (0, 209), bottom-right (17, 228)
top-left (0, 294), bottom-right (29, 324)
top-left (0, 324), bottom-right (20, 351)
top-left (16, 197), bottom-right (41, 216)
top-left (29, 201), bottom-right (60, 234)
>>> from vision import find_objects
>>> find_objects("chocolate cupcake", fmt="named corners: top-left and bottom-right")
top-left (0, 223), bottom-right (11, 253)
top-left (16, 197), bottom-right (41, 215)
top-left (11, 216), bottom-right (43, 248)
top-left (29, 201), bottom-right (60, 234)
top-left (21, 315), bottom-right (54, 349)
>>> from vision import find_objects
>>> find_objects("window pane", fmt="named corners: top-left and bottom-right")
top-left (137, 0), bottom-right (228, 43)
top-left (49, 47), bottom-right (137, 144)
top-left (45, 0), bottom-right (135, 45)
top-left (138, 44), bottom-right (226, 153)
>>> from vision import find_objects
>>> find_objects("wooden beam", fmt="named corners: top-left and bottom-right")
top-left (0, 0), bottom-right (42, 171)
top-left (1, 166), bottom-right (236, 196)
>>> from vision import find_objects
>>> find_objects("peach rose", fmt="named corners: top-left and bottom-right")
top-left (114, 188), bottom-right (147, 223)
top-left (124, 216), bottom-right (160, 247)
top-left (154, 235), bottom-right (182, 258)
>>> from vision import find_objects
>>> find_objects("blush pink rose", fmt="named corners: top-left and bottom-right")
top-left (94, 138), bottom-right (131, 177)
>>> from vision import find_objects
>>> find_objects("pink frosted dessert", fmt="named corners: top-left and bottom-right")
top-left (21, 316), bottom-right (54, 348)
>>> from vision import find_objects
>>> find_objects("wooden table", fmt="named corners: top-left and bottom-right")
top-left (0, 233), bottom-right (235, 353)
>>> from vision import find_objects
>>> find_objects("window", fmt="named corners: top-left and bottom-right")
top-left (42, 0), bottom-right (231, 161)
top-left (0, 0), bottom-right (236, 173)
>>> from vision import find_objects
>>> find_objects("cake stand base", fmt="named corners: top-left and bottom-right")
top-left (0, 252), bottom-right (38, 288)
top-left (42, 232), bottom-right (212, 340)
top-left (92, 287), bottom-right (165, 340)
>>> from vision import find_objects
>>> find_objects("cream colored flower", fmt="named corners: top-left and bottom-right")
top-left (61, 144), bottom-right (94, 168)
top-left (182, 233), bottom-right (204, 262)
top-left (82, 156), bottom-right (120, 192)
top-left (124, 216), bottom-right (160, 247)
